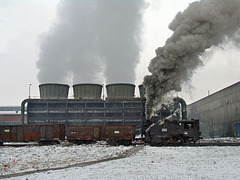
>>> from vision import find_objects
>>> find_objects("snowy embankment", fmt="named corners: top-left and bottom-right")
top-left (0, 142), bottom-right (131, 176)
top-left (1, 140), bottom-right (240, 180)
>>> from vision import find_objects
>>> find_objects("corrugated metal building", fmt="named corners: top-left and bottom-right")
top-left (188, 81), bottom-right (240, 138)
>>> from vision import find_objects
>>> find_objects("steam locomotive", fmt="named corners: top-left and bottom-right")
top-left (144, 119), bottom-right (200, 145)
top-left (143, 97), bottom-right (201, 145)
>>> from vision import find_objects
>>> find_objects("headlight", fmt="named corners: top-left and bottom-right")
top-left (184, 131), bottom-right (188, 135)
top-left (162, 128), bottom-right (167, 132)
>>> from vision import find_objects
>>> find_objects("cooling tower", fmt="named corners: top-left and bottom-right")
top-left (73, 83), bottom-right (103, 99)
top-left (106, 83), bottom-right (135, 99)
top-left (39, 83), bottom-right (69, 99)
top-left (138, 84), bottom-right (146, 99)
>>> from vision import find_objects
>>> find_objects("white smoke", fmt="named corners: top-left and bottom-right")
top-left (143, 0), bottom-right (240, 119)
top-left (37, 0), bottom-right (146, 84)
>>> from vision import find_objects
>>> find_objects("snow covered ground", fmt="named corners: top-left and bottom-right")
top-left (0, 142), bottom-right (131, 176)
top-left (1, 142), bottom-right (240, 180)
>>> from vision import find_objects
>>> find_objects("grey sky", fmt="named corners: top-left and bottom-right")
top-left (0, 0), bottom-right (239, 106)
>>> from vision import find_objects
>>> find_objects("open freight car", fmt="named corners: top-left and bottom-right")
top-left (67, 125), bottom-right (135, 145)
top-left (0, 124), bottom-right (65, 145)
top-left (0, 124), bottom-right (135, 146)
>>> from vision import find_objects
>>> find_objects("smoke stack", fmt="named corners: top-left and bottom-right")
top-left (143, 0), bottom-right (240, 119)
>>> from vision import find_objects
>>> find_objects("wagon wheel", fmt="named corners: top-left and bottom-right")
top-left (124, 140), bottom-right (132, 146)
top-left (107, 139), bottom-right (117, 146)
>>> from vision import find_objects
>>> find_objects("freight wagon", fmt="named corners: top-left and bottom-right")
top-left (0, 124), bottom-right (136, 146)
top-left (67, 125), bottom-right (135, 145)
top-left (0, 124), bottom-right (65, 145)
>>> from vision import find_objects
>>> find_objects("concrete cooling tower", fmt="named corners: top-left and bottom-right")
top-left (106, 83), bottom-right (135, 99)
top-left (138, 84), bottom-right (146, 99)
top-left (39, 83), bottom-right (69, 99)
top-left (73, 83), bottom-right (103, 99)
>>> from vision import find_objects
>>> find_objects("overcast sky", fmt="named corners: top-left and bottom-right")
top-left (0, 0), bottom-right (239, 106)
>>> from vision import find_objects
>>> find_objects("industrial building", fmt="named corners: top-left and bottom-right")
top-left (188, 81), bottom-right (240, 138)
top-left (21, 83), bottom-right (146, 134)
top-left (2, 81), bottom-right (240, 138)
top-left (0, 106), bottom-right (21, 125)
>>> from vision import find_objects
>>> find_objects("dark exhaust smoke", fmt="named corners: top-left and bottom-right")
top-left (143, 0), bottom-right (240, 119)
top-left (37, 0), bottom-right (146, 84)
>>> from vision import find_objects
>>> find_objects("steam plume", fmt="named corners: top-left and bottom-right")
top-left (37, 0), bottom-right (146, 84)
top-left (143, 0), bottom-right (240, 119)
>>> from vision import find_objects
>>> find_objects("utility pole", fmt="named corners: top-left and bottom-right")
top-left (29, 84), bottom-right (32, 99)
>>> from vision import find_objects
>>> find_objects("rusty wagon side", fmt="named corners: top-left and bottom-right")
top-left (67, 125), bottom-right (136, 145)
top-left (0, 124), bottom-right (65, 145)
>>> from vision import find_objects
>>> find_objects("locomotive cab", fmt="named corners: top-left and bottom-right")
top-left (181, 119), bottom-right (201, 143)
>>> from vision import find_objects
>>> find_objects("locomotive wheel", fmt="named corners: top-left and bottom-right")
top-left (167, 136), bottom-right (185, 145)
top-left (179, 137), bottom-right (185, 143)
top-left (150, 137), bottom-right (165, 146)
top-left (150, 140), bottom-right (156, 146)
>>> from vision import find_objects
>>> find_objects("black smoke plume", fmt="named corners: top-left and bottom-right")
top-left (143, 0), bottom-right (240, 119)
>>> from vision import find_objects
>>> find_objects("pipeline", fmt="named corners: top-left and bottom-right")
top-left (20, 99), bottom-right (29, 125)
top-left (173, 97), bottom-right (187, 119)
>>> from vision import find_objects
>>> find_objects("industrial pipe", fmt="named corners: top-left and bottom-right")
top-left (21, 99), bottom-right (29, 125)
top-left (173, 97), bottom-right (187, 119)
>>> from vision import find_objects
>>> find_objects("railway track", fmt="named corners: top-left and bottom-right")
top-left (193, 142), bottom-right (240, 146)
top-left (133, 139), bottom-right (240, 146)
top-left (0, 145), bottom-right (144, 179)
top-left (168, 142), bottom-right (240, 146)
